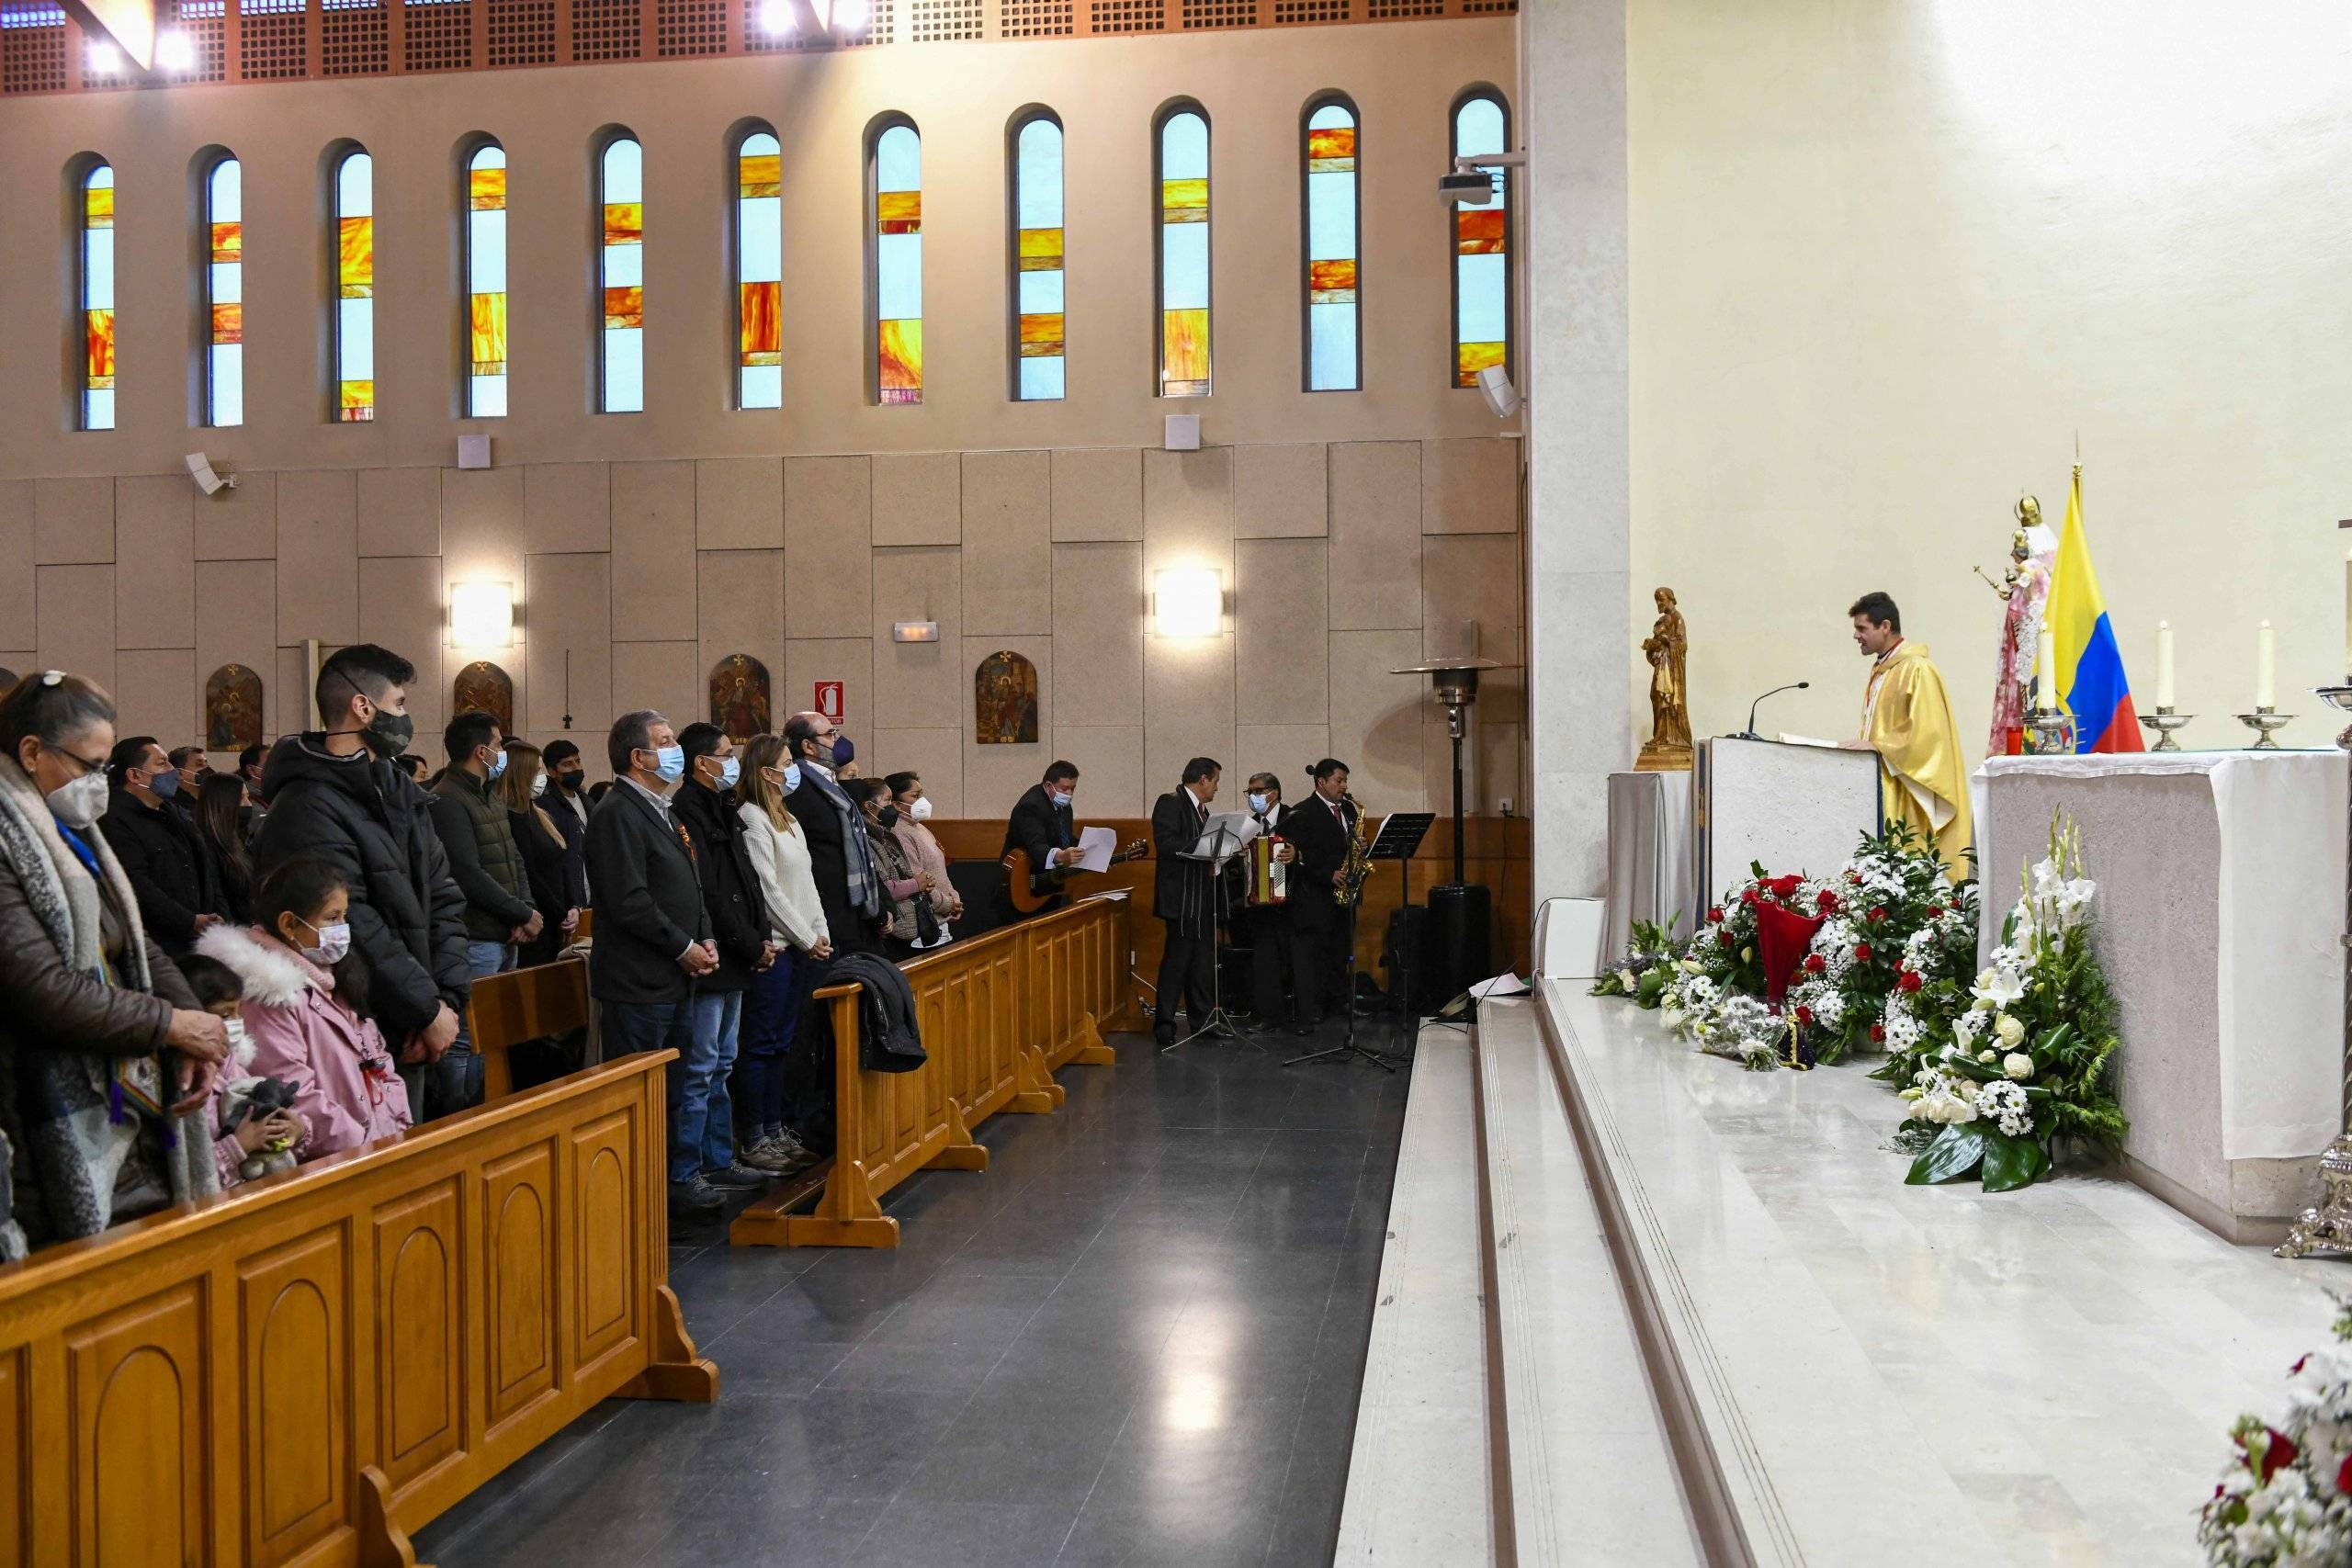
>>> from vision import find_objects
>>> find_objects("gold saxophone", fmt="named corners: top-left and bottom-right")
top-left (1333, 796), bottom-right (1373, 907)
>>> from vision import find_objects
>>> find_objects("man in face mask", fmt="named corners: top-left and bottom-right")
top-left (537, 739), bottom-right (593, 904)
top-left (99, 734), bottom-right (230, 956)
top-left (781, 711), bottom-right (882, 956)
top-left (1001, 761), bottom-right (1081, 914)
top-left (425, 710), bottom-right (542, 1114)
top-left (251, 643), bottom-right (472, 1124)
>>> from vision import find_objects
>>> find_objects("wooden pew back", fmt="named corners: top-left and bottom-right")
top-left (469, 955), bottom-right (593, 1100)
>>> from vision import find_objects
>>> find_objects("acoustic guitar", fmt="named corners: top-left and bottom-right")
top-left (1001, 839), bottom-right (1148, 915)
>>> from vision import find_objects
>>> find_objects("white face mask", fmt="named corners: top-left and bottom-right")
top-left (910, 795), bottom-right (933, 821)
top-left (47, 771), bottom-right (108, 829)
top-left (532, 771), bottom-right (549, 797)
top-left (1248, 793), bottom-right (1270, 815)
top-left (223, 1014), bottom-right (252, 1066)
top-left (298, 917), bottom-right (351, 966)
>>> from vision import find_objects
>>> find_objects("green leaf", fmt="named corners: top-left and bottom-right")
top-left (1978, 1131), bottom-right (2052, 1192)
top-left (1905, 1123), bottom-right (1989, 1185)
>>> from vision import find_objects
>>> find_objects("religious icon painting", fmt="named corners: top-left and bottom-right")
top-left (453, 660), bottom-right (514, 735)
top-left (975, 649), bottom-right (1040, 745)
top-left (205, 663), bottom-right (265, 751)
top-left (709, 654), bottom-right (772, 741)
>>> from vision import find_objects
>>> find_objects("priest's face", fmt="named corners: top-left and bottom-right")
top-left (1851, 613), bottom-right (1899, 658)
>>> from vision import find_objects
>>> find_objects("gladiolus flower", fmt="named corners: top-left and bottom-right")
top-left (1898, 971), bottom-right (1922, 993)
top-left (1854, 942), bottom-right (1872, 963)
top-left (1804, 953), bottom-right (1826, 975)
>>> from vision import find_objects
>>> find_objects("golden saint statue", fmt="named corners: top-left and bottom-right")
top-left (1636, 586), bottom-right (1693, 772)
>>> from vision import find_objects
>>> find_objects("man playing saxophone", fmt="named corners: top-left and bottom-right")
top-left (1283, 758), bottom-right (1362, 1031)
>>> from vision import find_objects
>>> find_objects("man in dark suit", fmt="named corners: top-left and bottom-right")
top-left (1283, 757), bottom-right (1360, 1030)
top-left (1001, 760), bottom-right (1080, 912)
top-left (1239, 770), bottom-right (1311, 1035)
top-left (781, 711), bottom-right (881, 955)
top-left (583, 708), bottom-right (721, 1221)
top-left (1149, 756), bottom-right (1227, 1048)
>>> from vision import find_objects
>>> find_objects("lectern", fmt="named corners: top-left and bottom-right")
top-left (1694, 737), bottom-right (1882, 909)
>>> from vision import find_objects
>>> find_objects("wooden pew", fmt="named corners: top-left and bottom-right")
top-left (730, 893), bottom-right (1132, 1250)
top-left (0, 1051), bottom-right (715, 1567)
top-left (469, 954), bottom-right (593, 1100)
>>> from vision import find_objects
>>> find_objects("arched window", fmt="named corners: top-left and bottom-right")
top-left (466, 141), bottom-right (508, 418)
top-left (1303, 97), bottom-right (1359, 393)
top-left (869, 118), bottom-right (922, 405)
top-left (735, 128), bottom-right (782, 411)
top-left (204, 154), bottom-right (243, 427)
top-left (599, 132), bottom-right (644, 414)
top-left (1010, 110), bottom-right (1064, 401)
top-left (80, 162), bottom-right (115, 431)
top-left (1155, 105), bottom-right (1209, 399)
top-left (333, 146), bottom-right (375, 423)
top-left (1450, 89), bottom-right (1511, 389)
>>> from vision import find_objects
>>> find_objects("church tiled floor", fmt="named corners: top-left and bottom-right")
top-left (418, 1021), bottom-right (1415, 1566)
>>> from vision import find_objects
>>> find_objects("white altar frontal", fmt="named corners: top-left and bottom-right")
top-left (1975, 750), bottom-right (2346, 1243)
top-left (1694, 736), bottom-right (1881, 906)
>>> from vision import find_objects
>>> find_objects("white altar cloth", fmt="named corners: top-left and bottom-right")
top-left (1602, 771), bottom-right (1691, 959)
top-left (1975, 750), bottom-right (2344, 1237)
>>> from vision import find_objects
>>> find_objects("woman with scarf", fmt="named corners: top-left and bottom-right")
top-left (884, 770), bottom-right (959, 946)
top-left (847, 777), bottom-right (932, 961)
top-left (0, 672), bottom-right (231, 1259)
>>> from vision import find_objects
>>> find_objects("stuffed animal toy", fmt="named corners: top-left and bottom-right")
top-left (219, 1076), bottom-right (301, 1181)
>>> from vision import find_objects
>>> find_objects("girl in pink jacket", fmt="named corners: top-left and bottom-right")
top-left (194, 854), bottom-right (412, 1168)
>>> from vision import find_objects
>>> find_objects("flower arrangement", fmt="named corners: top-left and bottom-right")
top-left (1865, 886), bottom-right (1984, 1089)
top-left (1660, 865), bottom-right (1826, 1069)
top-left (1784, 823), bottom-right (1967, 1064)
top-left (1892, 810), bottom-right (2124, 1192)
top-left (2199, 1299), bottom-right (2352, 1565)
top-left (1589, 915), bottom-right (1681, 1008)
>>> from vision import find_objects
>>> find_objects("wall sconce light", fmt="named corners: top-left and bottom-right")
top-left (451, 581), bottom-right (514, 649)
top-left (1152, 568), bottom-right (1223, 639)
top-left (892, 620), bottom-right (940, 643)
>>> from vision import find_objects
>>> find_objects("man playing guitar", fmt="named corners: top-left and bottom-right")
top-left (1001, 761), bottom-right (1083, 911)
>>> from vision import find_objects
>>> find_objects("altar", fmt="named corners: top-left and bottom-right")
top-left (1974, 750), bottom-right (2346, 1243)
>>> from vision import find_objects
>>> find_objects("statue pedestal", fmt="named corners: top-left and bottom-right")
top-left (1634, 740), bottom-right (1691, 773)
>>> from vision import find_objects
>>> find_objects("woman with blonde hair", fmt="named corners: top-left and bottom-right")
top-left (497, 740), bottom-right (581, 967)
top-left (731, 733), bottom-right (829, 1172)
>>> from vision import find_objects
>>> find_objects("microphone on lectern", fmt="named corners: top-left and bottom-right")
top-left (1737, 681), bottom-right (1810, 740)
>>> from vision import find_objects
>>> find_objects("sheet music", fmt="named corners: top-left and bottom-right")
top-left (1072, 826), bottom-right (1119, 873)
top-left (1775, 732), bottom-right (1845, 750)
top-left (1190, 812), bottom-right (1260, 861)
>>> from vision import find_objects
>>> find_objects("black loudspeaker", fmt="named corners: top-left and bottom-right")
top-left (1419, 883), bottom-right (1494, 1014)
top-left (1381, 906), bottom-right (1431, 1015)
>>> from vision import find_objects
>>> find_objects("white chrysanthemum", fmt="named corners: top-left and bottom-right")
top-left (1976, 1078), bottom-right (2033, 1137)
top-left (1882, 1008), bottom-right (1922, 1054)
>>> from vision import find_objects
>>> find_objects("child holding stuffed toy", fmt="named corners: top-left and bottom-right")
top-left (175, 952), bottom-right (308, 1187)
top-left (194, 854), bottom-right (411, 1170)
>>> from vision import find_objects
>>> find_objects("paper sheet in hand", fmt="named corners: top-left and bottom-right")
top-left (1072, 826), bottom-right (1119, 873)
top-left (1189, 812), bottom-right (1260, 861)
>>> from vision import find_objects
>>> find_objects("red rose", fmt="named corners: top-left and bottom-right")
top-left (1740, 888), bottom-right (1759, 906)
top-left (1707, 906), bottom-right (1724, 924)
top-left (1804, 953), bottom-right (1826, 975)
top-left (1898, 971), bottom-right (1923, 993)
top-left (1769, 874), bottom-right (1802, 898)
top-left (1719, 931), bottom-right (1734, 947)
top-left (1794, 1006), bottom-right (1814, 1026)
top-left (2336, 1453), bottom-right (2352, 1495)
top-left (1854, 942), bottom-right (1872, 963)
top-left (2258, 1428), bottom-right (2301, 1483)
top-left (1816, 889), bottom-right (1839, 911)
top-left (1869, 1023), bottom-right (1885, 1043)
top-left (1927, 904), bottom-right (1944, 918)
top-left (1867, 906), bottom-right (1888, 924)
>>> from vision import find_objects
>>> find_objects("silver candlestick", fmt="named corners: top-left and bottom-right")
top-left (2138, 705), bottom-right (2193, 751)
top-left (2235, 705), bottom-right (2293, 750)
top-left (2024, 703), bottom-right (2076, 756)
top-left (2278, 684), bottom-right (2352, 1258)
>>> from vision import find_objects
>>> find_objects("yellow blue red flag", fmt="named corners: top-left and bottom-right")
top-left (2039, 466), bottom-right (2142, 752)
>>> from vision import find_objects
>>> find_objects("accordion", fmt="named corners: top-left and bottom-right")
top-left (1245, 834), bottom-right (1288, 907)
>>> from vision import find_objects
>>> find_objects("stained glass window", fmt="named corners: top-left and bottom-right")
top-left (334, 147), bottom-right (375, 423)
top-left (1011, 112), bottom-right (1064, 401)
top-left (81, 163), bottom-right (115, 432)
top-left (1304, 99), bottom-right (1359, 393)
top-left (205, 155), bottom-right (243, 427)
top-left (1451, 90), bottom-right (1510, 390)
top-left (600, 132), bottom-right (644, 414)
top-left (1156, 106), bottom-right (1209, 399)
top-left (466, 141), bottom-right (507, 418)
top-left (870, 119), bottom-right (922, 406)
top-left (736, 129), bottom-right (782, 411)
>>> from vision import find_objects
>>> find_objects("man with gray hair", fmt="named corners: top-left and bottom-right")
top-left (583, 709), bottom-right (725, 1221)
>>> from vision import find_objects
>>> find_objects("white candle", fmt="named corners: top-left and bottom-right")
top-left (2257, 619), bottom-right (2277, 709)
top-left (2155, 621), bottom-right (2175, 709)
top-left (2037, 624), bottom-right (2057, 705)
top-left (2343, 548), bottom-right (2351, 678)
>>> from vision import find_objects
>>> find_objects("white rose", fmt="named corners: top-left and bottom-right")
top-left (1618, 968), bottom-right (1638, 991)
top-left (1995, 1014), bottom-right (2025, 1048)
top-left (1661, 1006), bottom-right (1685, 1030)
top-left (2003, 1053), bottom-right (2034, 1080)
top-left (1908, 1100), bottom-right (1933, 1122)
top-left (1977, 1049), bottom-right (1996, 1064)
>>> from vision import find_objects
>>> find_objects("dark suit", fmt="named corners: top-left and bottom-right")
top-left (1244, 802), bottom-right (1316, 1028)
top-left (787, 773), bottom-right (877, 955)
top-left (1001, 783), bottom-right (1075, 908)
top-left (583, 782), bottom-right (713, 1008)
top-left (1283, 792), bottom-right (1359, 1013)
top-left (1149, 786), bottom-right (1221, 1040)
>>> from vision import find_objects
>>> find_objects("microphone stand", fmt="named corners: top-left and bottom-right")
top-left (1736, 680), bottom-right (1810, 739)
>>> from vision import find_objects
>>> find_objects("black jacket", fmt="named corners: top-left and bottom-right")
top-left (787, 773), bottom-right (876, 954)
top-left (252, 735), bottom-right (472, 1045)
top-left (1001, 783), bottom-right (1074, 892)
top-left (1149, 787), bottom-right (1220, 934)
top-left (428, 770), bottom-right (536, 942)
top-left (832, 951), bottom-right (924, 1073)
top-left (1283, 793), bottom-right (1358, 933)
top-left (509, 807), bottom-right (582, 968)
top-left (544, 788), bottom-right (590, 907)
top-left (100, 789), bottom-right (227, 953)
top-left (672, 782), bottom-right (770, 991)
top-left (582, 782), bottom-right (713, 1006)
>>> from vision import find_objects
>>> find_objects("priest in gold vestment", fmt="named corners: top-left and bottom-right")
top-left (1843, 592), bottom-right (1973, 881)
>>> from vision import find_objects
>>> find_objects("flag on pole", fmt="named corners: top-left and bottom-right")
top-left (2040, 465), bottom-right (2143, 752)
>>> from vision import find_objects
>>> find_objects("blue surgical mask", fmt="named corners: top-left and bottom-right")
top-left (780, 761), bottom-right (802, 793)
top-left (652, 745), bottom-right (686, 784)
top-left (150, 767), bottom-right (180, 800)
top-left (718, 756), bottom-right (741, 790)
top-left (1248, 793), bottom-right (1270, 814)
top-left (485, 749), bottom-right (507, 781)
top-left (831, 736), bottom-right (854, 768)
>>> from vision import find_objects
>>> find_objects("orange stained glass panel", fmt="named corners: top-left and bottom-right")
top-left (1308, 259), bottom-right (1358, 302)
top-left (85, 310), bottom-right (114, 387)
top-left (210, 221), bottom-right (242, 263)
top-left (1018, 312), bottom-right (1065, 357)
top-left (85, 186), bottom-right (113, 227)
top-left (877, 318), bottom-right (922, 401)
top-left (603, 202), bottom-right (643, 247)
top-left (876, 191), bottom-right (922, 235)
top-left (210, 302), bottom-right (243, 346)
top-left (1456, 341), bottom-right (1506, 387)
top-left (1161, 307), bottom-right (1209, 393)
top-left (1306, 128), bottom-right (1356, 170)
top-left (338, 381), bottom-right (374, 420)
top-left (739, 155), bottom-right (781, 200)
top-left (1161, 178), bottom-right (1207, 222)
top-left (603, 286), bottom-right (643, 331)
top-left (1017, 227), bottom-right (1064, 272)
top-left (469, 166), bottom-right (507, 211)
top-left (1455, 209), bottom-right (1505, 256)
top-left (469, 292), bottom-right (507, 373)
top-left (740, 281), bottom-right (782, 367)
top-left (338, 216), bottom-right (374, 298)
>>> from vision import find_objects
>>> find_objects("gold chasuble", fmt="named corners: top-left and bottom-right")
top-left (1861, 640), bottom-right (1973, 881)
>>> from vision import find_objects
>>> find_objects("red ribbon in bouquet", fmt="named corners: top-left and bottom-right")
top-left (1754, 899), bottom-right (1826, 1004)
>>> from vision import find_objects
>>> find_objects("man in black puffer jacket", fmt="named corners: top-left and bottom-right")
top-left (251, 645), bottom-right (472, 1123)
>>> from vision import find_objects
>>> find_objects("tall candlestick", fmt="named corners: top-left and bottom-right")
top-left (2037, 624), bottom-right (2057, 705)
top-left (2257, 619), bottom-right (2278, 708)
top-left (2156, 620), bottom-right (2176, 709)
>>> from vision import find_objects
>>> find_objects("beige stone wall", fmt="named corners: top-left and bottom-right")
top-left (0, 21), bottom-right (1529, 815)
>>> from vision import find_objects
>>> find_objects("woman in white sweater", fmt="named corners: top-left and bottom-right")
top-left (732, 733), bottom-right (831, 1173)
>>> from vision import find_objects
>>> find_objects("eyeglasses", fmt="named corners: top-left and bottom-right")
top-left (52, 746), bottom-right (107, 776)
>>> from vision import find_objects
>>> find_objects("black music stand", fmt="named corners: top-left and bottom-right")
top-left (1364, 812), bottom-right (1435, 1055)
top-left (1161, 819), bottom-right (1249, 1054)
top-left (1287, 809), bottom-right (1432, 1073)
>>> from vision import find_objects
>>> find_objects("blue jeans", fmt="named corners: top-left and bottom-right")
top-left (679, 989), bottom-right (743, 1180)
top-left (601, 998), bottom-right (698, 1181)
top-left (736, 950), bottom-right (814, 1131)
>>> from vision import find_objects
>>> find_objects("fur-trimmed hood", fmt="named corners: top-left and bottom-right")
top-left (195, 923), bottom-right (333, 1011)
